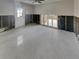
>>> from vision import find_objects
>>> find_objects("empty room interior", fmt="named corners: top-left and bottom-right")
top-left (0, 0), bottom-right (79, 59)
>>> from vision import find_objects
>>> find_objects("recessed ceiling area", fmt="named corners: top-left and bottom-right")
top-left (16, 0), bottom-right (62, 5)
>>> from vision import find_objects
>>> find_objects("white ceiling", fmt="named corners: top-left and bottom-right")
top-left (17, 0), bottom-right (62, 5)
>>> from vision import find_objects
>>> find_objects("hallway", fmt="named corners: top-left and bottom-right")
top-left (0, 25), bottom-right (79, 59)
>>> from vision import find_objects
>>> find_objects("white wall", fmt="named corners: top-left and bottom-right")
top-left (0, 0), bottom-right (35, 28)
top-left (22, 3), bottom-right (35, 14)
top-left (0, 0), bottom-right (75, 28)
top-left (0, 0), bottom-right (15, 15)
top-left (15, 2), bottom-right (25, 28)
top-left (74, 0), bottom-right (79, 17)
top-left (15, 2), bottom-right (35, 28)
top-left (34, 0), bottom-right (74, 16)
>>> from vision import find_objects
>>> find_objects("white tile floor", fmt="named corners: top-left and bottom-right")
top-left (0, 25), bottom-right (79, 59)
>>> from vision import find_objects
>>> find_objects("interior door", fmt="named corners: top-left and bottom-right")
top-left (58, 16), bottom-right (65, 30)
top-left (3, 16), bottom-right (9, 28)
top-left (66, 16), bottom-right (74, 32)
top-left (33, 14), bottom-right (40, 24)
top-left (9, 16), bottom-right (15, 29)
top-left (25, 14), bottom-right (32, 25)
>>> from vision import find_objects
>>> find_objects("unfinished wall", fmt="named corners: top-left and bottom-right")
top-left (24, 3), bottom-right (35, 14)
top-left (74, 0), bottom-right (79, 17)
top-left (15, 2), bottom-right (35, 28)
top-left (34, 0), bottom-right (74, 16)
top-left (0, 0), bottom-right (15, 15)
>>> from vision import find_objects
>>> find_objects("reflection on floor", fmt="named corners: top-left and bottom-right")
top-left (0, 25), bottom-right (79, 59)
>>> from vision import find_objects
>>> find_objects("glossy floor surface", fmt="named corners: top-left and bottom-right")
top-left (0, 25), bottom-right (79, 59)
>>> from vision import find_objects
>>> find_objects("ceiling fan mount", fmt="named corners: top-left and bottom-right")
top-left (33, 0), bottom-right (45, 4)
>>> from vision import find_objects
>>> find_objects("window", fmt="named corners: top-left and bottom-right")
top-left (53, 19), bottom-right (58, 28)
top-left (48, 19), bottom-right (52, 26)
top-left (41, 15), bottom-right (58, 28)
top-left (17, 8), bottom-right (23, 17)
